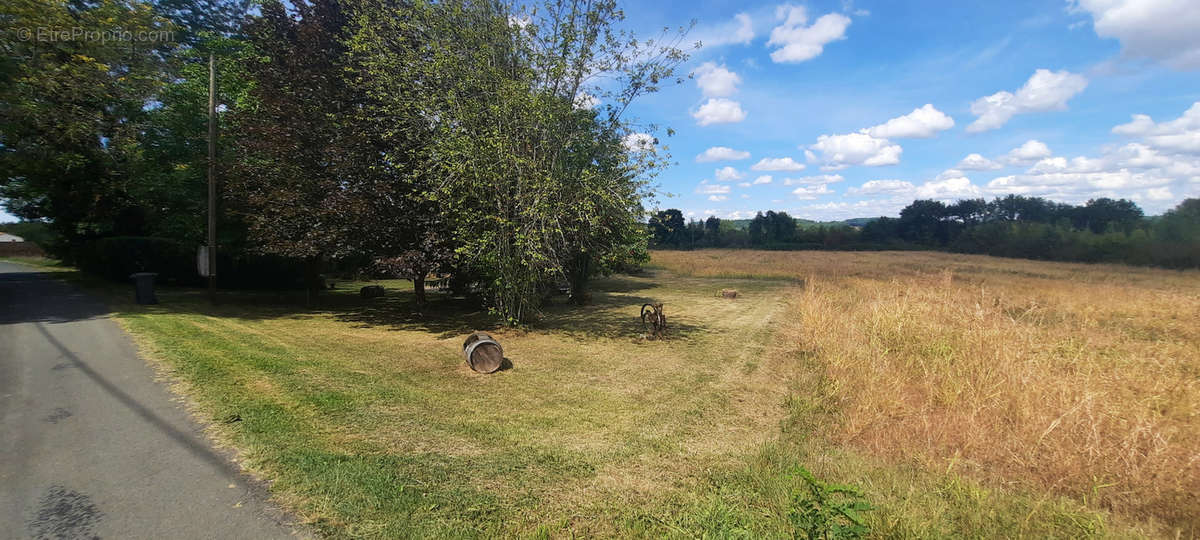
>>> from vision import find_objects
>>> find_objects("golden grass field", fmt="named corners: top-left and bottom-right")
top-left (11, 250), bottom-right (1196, 537)
top-left (653, 250), bottom-right (1200, 534)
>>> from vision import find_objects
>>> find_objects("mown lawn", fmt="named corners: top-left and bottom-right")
top-left (11, 252), bottom-right (1193, 538)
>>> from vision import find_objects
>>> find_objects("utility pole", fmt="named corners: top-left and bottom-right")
top-left (207, 52), bottom-right (217, 304)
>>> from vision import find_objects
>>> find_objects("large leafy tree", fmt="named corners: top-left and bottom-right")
top-left (350, 0), bottom-right (689, 323)
top-left (226, 0), bottom-right (360, 293)
top-left (0, 0), bottom-right (175, 257)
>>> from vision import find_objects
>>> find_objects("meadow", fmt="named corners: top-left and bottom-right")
top-left (13, 250), bottom-right (1196, 538)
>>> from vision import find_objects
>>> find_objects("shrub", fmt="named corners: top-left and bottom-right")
top-left (788, 467), bottom-right (873, 540)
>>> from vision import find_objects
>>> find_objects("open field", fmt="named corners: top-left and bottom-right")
top-left (10, 251), bottom-right (1197, 537)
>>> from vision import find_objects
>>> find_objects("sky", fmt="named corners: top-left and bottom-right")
top-left (614, 0), bottom-right (1200, 221)
top-left (4, 0), bottom-right (1200, 224)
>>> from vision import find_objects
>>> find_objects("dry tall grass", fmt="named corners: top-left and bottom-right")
top-left (654, 250), bottom-right (1200, 532)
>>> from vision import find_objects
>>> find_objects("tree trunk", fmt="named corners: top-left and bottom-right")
top-left (568, 251), bottom-right (592, 305)
top-left (304, 255), bottom-right (322, 307)
top-left (413, 274), bottom-right (426, 305)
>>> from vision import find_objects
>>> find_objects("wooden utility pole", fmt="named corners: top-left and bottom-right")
top-left (207, 53), bottom-right (217, 303)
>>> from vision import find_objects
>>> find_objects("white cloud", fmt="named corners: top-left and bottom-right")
top-left (573, 92), bottom-right (599, 110)
top-left (846, 179), bottom-right (915, 195)
top-left (956, 153), bottom-right (1003, 170)
top-left (916, 173), bottom-right (983, 199)
top-left (768, 5), bottom-right (851, 63)
top-left (863, 104), bottom-right (955, 139)
top-left (741, 194), bottom-right (752, 199)
top-left (967, 69), bottom-right (1088, 132)
top-left (714, 166), bottom-right (744, 182)
top-left (708, 195), bottom-right (729, 202)
top-left (1072, 0), bottom-right (1200, 70)
top-left (753, 175), bottom-right (773, 184)
top-left (1005, 139), bottom-right (1053, 164)
top-left (693, 98), bottom-right (747, 126)
top-left (693, 62), bottom-right (742, 98)
top-left (784, 174), bottom-right (845, 185)
top-left (1028, 155), bottom-right (1107, 174)
top-left (696, 182), bottom-right (731, 195)
top-left (750, 157), bottom-right (806, 171)
top-left (696, 146), bottom-right (751, 162)
top-left (801, 199), bottom-right (909, 220)
top-left (792, 184), bottom-right (835, 199)
top-left (622, 132), bottom-right (655, 152)
top-left (1112, 101), bottom-right (1200, 154)
top-left (808, 132), bottom-right (902, 169)
top-left (737, 182), bottom-right (751, 188)
top-left (693, 13), bottom-right (756, 47)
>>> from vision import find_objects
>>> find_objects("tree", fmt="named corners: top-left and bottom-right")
top-left (347, 0), bottom-right (690, 323)
top-left (226, 0), bottom-right (358, 297)
top-left (0, 0), bottom-right (175, 259)
top-left (705, 216), bottom-right (721, 238)
top-left (1077, 198), bottom-right (1143, 233)
top-left (899, 200), bottom-right (949, 244)
top-left (649, 209), bottom-right (686, 247)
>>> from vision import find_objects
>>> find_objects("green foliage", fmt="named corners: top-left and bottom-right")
top-left (656, 197), bottom-right (1199, 269)
top-left (0, 0), bottom-right (176, 254)
top-left (788, 466), bottom-right (873, 540)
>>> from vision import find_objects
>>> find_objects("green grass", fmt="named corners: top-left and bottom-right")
top-left (5, 255), bottom-right (1154, 538)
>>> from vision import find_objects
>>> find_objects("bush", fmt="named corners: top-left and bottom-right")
top-left (75, 236), bottom-right (310, 289)
top-left (77, 236), bottom-right (199, 285)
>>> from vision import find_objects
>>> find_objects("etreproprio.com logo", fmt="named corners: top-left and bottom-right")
top-left (14, 27), bottom-right (174, 44)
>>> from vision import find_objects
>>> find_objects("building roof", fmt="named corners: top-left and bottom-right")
top-left (0, 232), bottom-right (25, 242)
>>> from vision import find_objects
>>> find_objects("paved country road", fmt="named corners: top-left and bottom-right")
top-left (0, 261), bottom-right (304, 539)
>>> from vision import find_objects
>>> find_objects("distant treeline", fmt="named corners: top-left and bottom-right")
top-left (649, 196), bottom-right (1200, 269)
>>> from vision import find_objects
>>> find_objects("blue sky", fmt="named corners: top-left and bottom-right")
top-left (616, 0), bottom-right (1200, 220)
top-left (4, 0), bottom-right (1199, 224)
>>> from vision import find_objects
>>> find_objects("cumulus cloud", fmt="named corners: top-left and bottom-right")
top-left (696, 146), bottom-right (751, 162)
top-left (767, 5), bottom-right (851, 63)
top-left (708, 195), bottom-right (729, 202)
top-left (693, 98), bottom-right (747, 126)
top-left (792, 184), bottom-right (835, 199)
top-left (714, 166), bottom-right (744, 182)
top-left (695, 181), bottom-right (731, 195)
top-left (863, 104), bottom-right (955, 139)
top-left (801, 199), bottom-right (909, 220)
top-left (573, 92), bottom-right (599, 110)
top-left (1005, 140), bottom-right (1053, 164)
top-left (622, 133), bottom-right (655, 152)
top-left (750, 157), bottom-right (806, 171)
top-left (846, 179), bottom-right (915, 195)
top-left (956, 153), bottom-right (1003, 170)
top-left (693, 12), bottom-right (756, 47)
top-left (916, 173), bottom-right (983, 199)
top-left (753, 175), bottom-right (773, 184)
top-left (783, 174), bottom-right (844, 185)
top-left (1073, 0), bottom-right (1200, 70)
top-left (1112, 101), bottom-right (1200, 154)
top-left (693, 62), bottom-right (742, 98)
top-left (807, 132), bottom-right (902, 169)
top-left (967, 69), bottom-right (1088, 132)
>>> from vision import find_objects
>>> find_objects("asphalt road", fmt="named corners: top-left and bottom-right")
top-left (0, 261), bottom-right (303, 539)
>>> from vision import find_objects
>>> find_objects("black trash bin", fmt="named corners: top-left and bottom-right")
top-left (130, 272), bottom-right (159, 305)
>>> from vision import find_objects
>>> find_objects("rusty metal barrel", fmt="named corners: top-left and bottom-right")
top-left (462, 332), bottom-right (504, 373)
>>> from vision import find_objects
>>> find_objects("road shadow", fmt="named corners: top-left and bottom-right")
top-left (7, 262), bottom-right (707, 339)
top-left (0, 270), bottom-right (112, 325)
